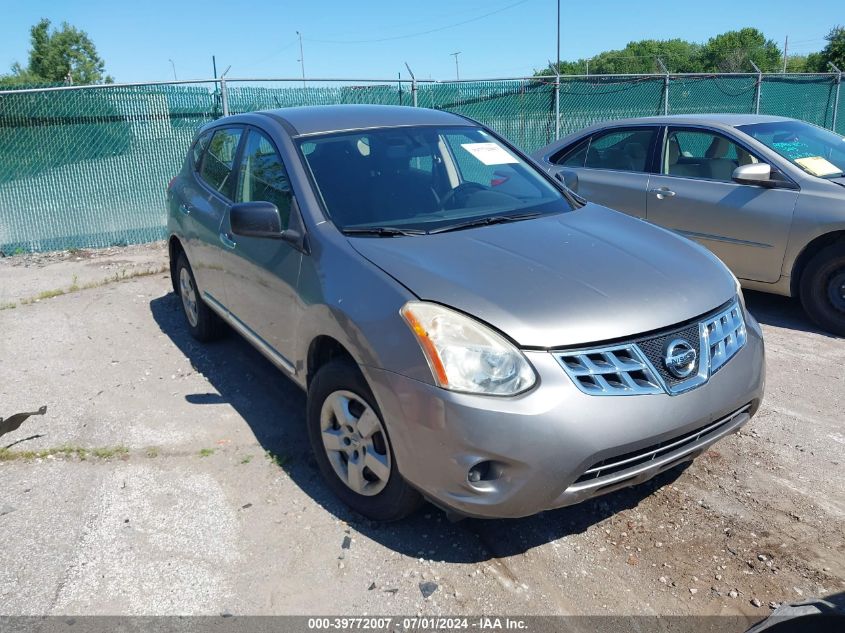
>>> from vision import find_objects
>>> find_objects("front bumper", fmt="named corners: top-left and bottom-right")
top-left (364, 312), bottom-right (765, 519)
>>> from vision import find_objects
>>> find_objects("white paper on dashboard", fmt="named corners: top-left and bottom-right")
top-left (795, 156), bottom-right (841, 177)
top-left (460, 142), bottom-right (519, 165)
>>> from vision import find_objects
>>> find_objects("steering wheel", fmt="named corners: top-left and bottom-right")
top-left (439, 182), bottom-right (488, 210)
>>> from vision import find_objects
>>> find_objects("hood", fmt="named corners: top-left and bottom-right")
top-left (349, 205), bottom-right (736, 348)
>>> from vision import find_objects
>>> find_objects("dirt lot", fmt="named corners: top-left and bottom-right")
top-left (1, 242), bottom-right (843, 617)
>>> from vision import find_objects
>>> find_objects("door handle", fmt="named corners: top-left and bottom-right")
top-left (178, 203), bottom-right (192, 216)
top-left (649, 187), bottom-right (676, 199)
top-left (219, 232), bottom-right (237, 249)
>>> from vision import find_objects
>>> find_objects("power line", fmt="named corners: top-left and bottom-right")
top-left (305, 0), bottom-right (532, 44)
top-left (245, 38), bottom-right (300, 68)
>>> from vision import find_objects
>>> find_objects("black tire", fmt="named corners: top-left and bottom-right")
top-left (175, 253), bottom-right (225, 342)
top-left (799, 242), bottom-right (845, 337)
top-left (307, 359), bottom-right (422, 521)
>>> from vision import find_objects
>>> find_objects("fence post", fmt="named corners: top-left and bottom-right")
top-left (750, 62), bottom-right (762, 114)
top-left (656, 58), bottom-right (670, 115)
top-left (831, 62), bottom-right (842, 132)
top-left (554, 73), bottom-right (561, 140)
top-left (404, 63), bottom-right (418, 107)
top-left (220, 77), bottom-right (229, 117)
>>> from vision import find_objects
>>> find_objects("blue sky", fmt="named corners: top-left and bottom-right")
top-left (0, 0), bottom-right (839, 82)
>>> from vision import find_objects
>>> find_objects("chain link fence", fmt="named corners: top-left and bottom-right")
top-left (0, 72), bottom-right (842, 253)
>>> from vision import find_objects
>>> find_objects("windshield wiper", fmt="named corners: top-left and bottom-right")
top-left (428, 211), bottom-right (542, 235)
top-left (342, 226), bottom-right (427, 237)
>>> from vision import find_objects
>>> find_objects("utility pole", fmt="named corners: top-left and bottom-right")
top-left (782, 35), bottom-right (788, 73)
top-left (451, 51), bottom-right (461, 81)
top-left (168, 58), bottom-right (177, 81)
top-left (296, 31), bottom-right (306, 89)
top-left (212, 55), bottom-right (218, 79)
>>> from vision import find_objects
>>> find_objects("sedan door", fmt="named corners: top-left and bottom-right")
top-left (218, 127), bottom-right (303, 370)
top-left (646, 126), bottom-right (799, 283)
top-left (546, 126), bottom-right (659, 219)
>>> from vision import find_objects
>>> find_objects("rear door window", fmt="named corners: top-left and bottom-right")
top-left (199, 127), bottom-right (243, 199)
top-left (553, 137), bottom-right (590, 167)
top-left (583, 128), bottom-right (656, 172)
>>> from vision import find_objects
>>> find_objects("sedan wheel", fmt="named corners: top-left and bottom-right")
top-left (826, 269), bottom-right (845, 314)
top-left (320, 390), bottom-right (391, 496)
top-left (800, 243), bottom-right (845, 337)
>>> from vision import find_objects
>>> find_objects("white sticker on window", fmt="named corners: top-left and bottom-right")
top-left (460, 142), bottom-right (519, 165)
top-left (795, 156), bottom-right (841, 177)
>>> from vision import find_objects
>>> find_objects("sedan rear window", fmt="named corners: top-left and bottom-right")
top-left (556, 128), bottom-right (655, 173)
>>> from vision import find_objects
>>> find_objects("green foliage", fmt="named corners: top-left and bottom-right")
top-left (543, 39), bottom-right (702, 75)
top-left (538, 27), bottom-right (792, 76)
top-left (0, 18), bottom-right (111, 87)
top-left (816, 25), bottom-right (845, 71)
top-left (700, 28), bottom-right (782, 72)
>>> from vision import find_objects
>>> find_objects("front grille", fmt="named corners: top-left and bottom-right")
top-left (554, 297), bottom-right (746, 396)
top-left (637, 323), bottom-right (701, 387)
top-left (572, 403), bottom-right (751, 484)
top-left (705, 303), bottom-right (747, 374)
top-left (556, 345), bottom-right (662, 396)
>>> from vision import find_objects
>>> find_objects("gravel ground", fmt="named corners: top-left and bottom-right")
top-left (0, 243), bottom-right (843, 617)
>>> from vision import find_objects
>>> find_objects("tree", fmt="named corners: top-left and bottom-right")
top-left (804, 52), bottom-right (826, 73)
top-left (700, 28), bottom-right (782, 73)
top-left (785, 55), bottom-right (809, 73)
top-left (538, 38), bottom-right (703, 76)
top-left (816, 25), bottom-right (845, 71)
top-left (0, 18), bottom-right (111, 87)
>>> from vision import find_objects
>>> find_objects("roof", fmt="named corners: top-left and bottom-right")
top-left (587, 113), bottom-right (793, 128)
top-left (259, 104), bottom-right (472, 136)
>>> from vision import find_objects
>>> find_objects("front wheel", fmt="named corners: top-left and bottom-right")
top-left (799, 243), bottom-right (845, 337)
top-left (307, 359), bottom-right (422, 521)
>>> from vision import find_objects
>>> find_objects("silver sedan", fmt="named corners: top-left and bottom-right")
top-left (533, 115), bottom-right (845, 336)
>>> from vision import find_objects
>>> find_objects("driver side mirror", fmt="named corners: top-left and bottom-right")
top-left (230, 201), bottom-right (302, 245)
top-left (731, 163), bottom-right (798, 190)
top-left (732, 163), bottom-right (771, 185)
top-left (555, 169), bottom-right (579, 193)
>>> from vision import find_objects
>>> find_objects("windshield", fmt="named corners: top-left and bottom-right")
top-left (737, 120), bottom-right (845, 179)
top-left (298, 125), bottom-right (571, 234)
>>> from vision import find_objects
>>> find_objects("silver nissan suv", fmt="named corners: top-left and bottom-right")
top-left (167, 105), bottom-right (765, 521)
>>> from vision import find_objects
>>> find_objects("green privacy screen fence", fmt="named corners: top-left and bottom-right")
top-left (0, 73), bottom-right (842, 253)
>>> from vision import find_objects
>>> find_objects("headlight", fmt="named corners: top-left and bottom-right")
top-left (400, 301), bottom-right (536, 396)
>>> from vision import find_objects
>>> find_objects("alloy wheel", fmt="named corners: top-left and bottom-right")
top-left (319, 390), bottom-right (391, 496)
top-left (179, 267), bottom-right (199, 327)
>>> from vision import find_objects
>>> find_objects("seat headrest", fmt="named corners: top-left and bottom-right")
top-left (705, 136), bottom-right (730, 159)
top-left (667, 137), bottom-right (681, 165)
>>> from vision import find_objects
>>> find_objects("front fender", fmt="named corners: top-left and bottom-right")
top-left (292, 230), bottom-right (436, 389)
